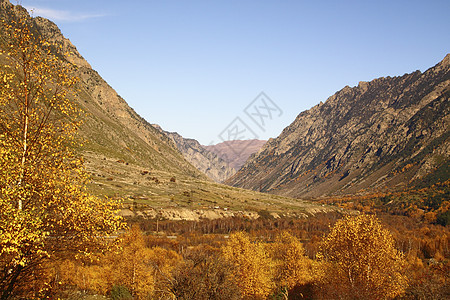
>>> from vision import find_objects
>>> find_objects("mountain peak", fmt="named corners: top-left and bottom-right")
top-left (152, 125), bottom-right (236, 182)
top-left (204, 140), bottom-right (266, 171)
top-left (1, 0), bottom-right (207, 191)
top-left (33, 17), bottom-right (92, 68)
top-left (440, 53), bottom-right (450, 66)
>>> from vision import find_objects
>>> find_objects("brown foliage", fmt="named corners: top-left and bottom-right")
top-left (166, 246), bottom-right (240, 299)
top-left (51, 213), bottom-right (449, 298)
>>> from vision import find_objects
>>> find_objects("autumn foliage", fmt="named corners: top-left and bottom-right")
top-left (0, 13), bottom-right (124, 299)
top-left (222, 232), bottom-right (275, 299)
top-left (317, 214), bottom-right (408, 299)
top-left (52, 214), bottom-right (439, 299)
top-left (269, 231), bottom-right (314, 298)
top-left (8, 210), bottom-right (444, 299)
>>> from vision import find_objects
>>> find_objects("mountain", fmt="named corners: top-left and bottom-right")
top-left (0, 0), bottom-right (206, 189)
top-left (0, 1), bottom-right (338, 218)
top-left (152, 125), bottom-right (236, 182)
top-left (226, 55), bottom-right (450, 198)
top-left (204, 139), bottom-right (266, 171)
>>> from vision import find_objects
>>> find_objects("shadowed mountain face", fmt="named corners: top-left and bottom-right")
top-left (204, 139), bottom-right (267, 171)
top-left (152, 125), bottom-right (236, 182)
top-left (226, 55), bottom-right (450, 198)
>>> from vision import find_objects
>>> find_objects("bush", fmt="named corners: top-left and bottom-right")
top-left (436, 211), bottom-right (450, 226)
top-left (110, 285), bottom-right (132, 300)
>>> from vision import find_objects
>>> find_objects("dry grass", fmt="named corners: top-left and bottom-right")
top-left (83, 151), bottom-right (336, 215)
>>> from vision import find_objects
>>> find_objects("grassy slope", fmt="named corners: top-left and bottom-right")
top-left (83, 151), bottom-right (335, 215)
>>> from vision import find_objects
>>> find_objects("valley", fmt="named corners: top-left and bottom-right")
top-left (204, 139), bottom-right (267, 171)
top-left (152, 125), bottom-right (236, 183)
top-left (83, 150), bottom-right (337, 220)
top-left (0, 2), bottom-right (334, 220)
top-left (0, 1), bottom-right (448, 299)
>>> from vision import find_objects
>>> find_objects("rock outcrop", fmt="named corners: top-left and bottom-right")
top-left (0, 0), bottom-right (344, 218)
top-left (227, 55), bottom-right (450, 198)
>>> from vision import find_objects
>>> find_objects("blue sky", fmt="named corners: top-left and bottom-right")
top-left (22, 0), bottom-right (450, 145)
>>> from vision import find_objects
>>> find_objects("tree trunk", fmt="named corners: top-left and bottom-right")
top-left (18, 59), bottom-right (30, 211)
top-left (18, 113), bottom-right (28, 210)
top-left (1, 265), bottom-right (24, 300)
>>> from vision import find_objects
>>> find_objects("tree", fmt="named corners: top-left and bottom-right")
top-left (166, 245), bottom-right (241, 300)
top-left (85, 227), bottom-right (182, 299)
top-left (107, 227), bottom-right (156, 299)
top-left (222, 232), bottom-right (274, 299)
top-left (59, 226), bottom-right (181, 299)
top-left (0, 11), bottom-right (124, 299)
top-left (317, 214), bottom-right (408, 299)
top-left (268, 231), bottom-right (314, 299)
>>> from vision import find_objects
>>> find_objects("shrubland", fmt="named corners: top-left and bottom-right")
top-left (52, 212), bottom-right (448, 299)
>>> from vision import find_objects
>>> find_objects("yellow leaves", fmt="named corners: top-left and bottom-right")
top-left (109, 228), bottom-right (157, 298)
top-left (58, 227), bottom-right (181, 299)
top-left (59, 259), bottom-right (112, 295)
top-left (0, 13), bottom-right (125, 298)
top-left (317, 215), bottom-right (408, 299)
top-left (0, 199), bottom-right (48, 266)
top-left (222, 231), bottom-right (275, 298)
top-left (269, 231), bottom-right (314, 291)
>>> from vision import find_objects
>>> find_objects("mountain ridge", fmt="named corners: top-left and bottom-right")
top-left (0, 0), bottom-right (207, 187)
top-left (0, 1), bottom-right (338, 219)
top-left (226, 55), bottom-right (450, 198)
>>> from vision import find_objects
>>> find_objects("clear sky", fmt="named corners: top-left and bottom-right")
top-left (21, 0), bottom-right (450, 145)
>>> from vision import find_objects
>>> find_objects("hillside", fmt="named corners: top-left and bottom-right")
top-left (227, 55), bottom-right (450, 198)
top-left (0, 1), bottom-right (205, 180)
top-left (204, 139), bottom-right (266, 171)
top-left (153, 125), bottom-right (236, 182)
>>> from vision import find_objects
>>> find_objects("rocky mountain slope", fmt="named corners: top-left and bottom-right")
top-left (227, 55), bottom-right (450, 198)
top-left (204, 139), bottom-right (266, 171)
top-left (153, 125), bottom-right (236, 182)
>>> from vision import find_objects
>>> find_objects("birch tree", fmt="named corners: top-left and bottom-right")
top-left (317, 215), bottom-right (408, 299)
top-left (222, 232), bottom-right (274, 299)
top-left (0, 13), bottom-right (124, 299)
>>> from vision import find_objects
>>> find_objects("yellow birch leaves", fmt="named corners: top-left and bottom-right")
top-left (222, 232), bottom-right (275, 299)
top-left (0, 11), bottom-right (124, 299)
top-left (317, 214), bottom-right (408, 299)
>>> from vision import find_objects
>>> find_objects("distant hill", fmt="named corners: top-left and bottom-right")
top-left (226, 55), bottom-right (450, 198)
top-left (204, 139), bottom-right (266, 171)
top-left (152, 125), bottom-right (236, 182)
